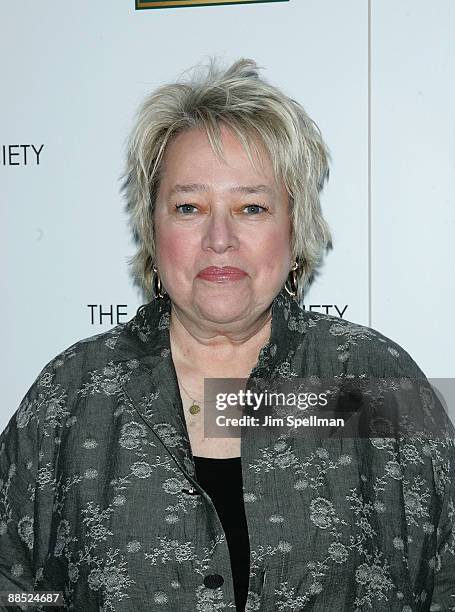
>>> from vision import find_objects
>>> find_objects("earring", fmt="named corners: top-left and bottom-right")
top-left (284, 261), bottom-right (299, 297)
top-left (152, 265), bottom-right (166, 299)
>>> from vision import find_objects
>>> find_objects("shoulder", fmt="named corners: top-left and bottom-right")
top-left (294, 306), bottom-right (425, 379)
top-left (295, 306), bottom-right (455, 469)
top-left (0, 324), bottom-right (127, 483)
top-left (4, 323), bottom-right (128, 436)
top-left (36, 323), bottom-right (127, 386)
top-left (6, 299), bottom-right (168, 440)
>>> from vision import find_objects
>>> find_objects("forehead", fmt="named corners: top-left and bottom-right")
top-left (158, 125), bottom-right (277, 189)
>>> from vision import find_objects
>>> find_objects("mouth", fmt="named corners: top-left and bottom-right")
top-left (196, 266), bottom-right (248, 282)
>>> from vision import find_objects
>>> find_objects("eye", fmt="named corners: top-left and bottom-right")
top-left (243, 204), bottom-right (269, 215)
top-left (175, 204), bottom-right (197, 214)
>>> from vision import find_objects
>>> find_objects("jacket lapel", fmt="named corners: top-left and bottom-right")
top-left (114, 295), bottom-right (195, 478)
top-left (114, 288), bottom-right (305, 479)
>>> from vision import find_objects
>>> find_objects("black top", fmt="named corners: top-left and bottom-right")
top-left (193, 456), bottom-right (250, 612)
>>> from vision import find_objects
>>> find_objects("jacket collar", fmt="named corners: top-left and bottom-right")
top-left (116, 287), bottom-right (305, 478)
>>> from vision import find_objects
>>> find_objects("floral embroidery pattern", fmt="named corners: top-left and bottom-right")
top-left (0, 288), bottom-right (453, 611)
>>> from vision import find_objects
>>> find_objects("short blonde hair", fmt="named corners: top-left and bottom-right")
top-left (120, 57), bottom-right (332, 302)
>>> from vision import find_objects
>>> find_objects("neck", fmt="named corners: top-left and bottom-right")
top-left (169, 302), bottom-right (272, 376)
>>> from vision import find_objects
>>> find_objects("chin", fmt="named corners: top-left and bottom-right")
top-left (195, 290), bottom-right (252, 322)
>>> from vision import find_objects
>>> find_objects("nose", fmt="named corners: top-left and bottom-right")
top-left (201, 208), bottom-right (240, 254)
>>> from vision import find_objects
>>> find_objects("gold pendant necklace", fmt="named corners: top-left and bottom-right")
top-left (189, 403), bottom-right (201, 416)
top-left (178, 379), bottom-right (202, 415)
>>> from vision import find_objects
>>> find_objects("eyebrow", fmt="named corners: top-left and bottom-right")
top-left (169, 183), bottom-right (274, 196)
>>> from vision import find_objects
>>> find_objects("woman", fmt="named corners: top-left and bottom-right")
top-left (0, 58), bottom-right (453, 612)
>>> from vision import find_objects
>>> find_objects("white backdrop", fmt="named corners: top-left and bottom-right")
top-left (1, 0), bottom-right (454, 430)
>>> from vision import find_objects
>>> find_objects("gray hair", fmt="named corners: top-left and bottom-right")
top-left (120, 57), bottom-right (332, 302)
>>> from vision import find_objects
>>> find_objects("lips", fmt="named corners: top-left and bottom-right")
top-left (197, 266), bottom-right (247, 282)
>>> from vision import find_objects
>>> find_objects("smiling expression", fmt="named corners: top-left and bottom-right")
top-left (153, 124), bottom-right (293, 327)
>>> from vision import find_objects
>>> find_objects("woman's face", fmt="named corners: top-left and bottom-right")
top-left (153, 125), bottom-right (293, 328)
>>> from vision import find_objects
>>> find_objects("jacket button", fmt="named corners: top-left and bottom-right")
top-left (203, 574), bottom-right (224, 588)
top-left (181, 486), bottom-right (200, 495)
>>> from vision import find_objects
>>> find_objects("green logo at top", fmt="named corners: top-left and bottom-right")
top-left (136, 0), bottom-right (288, 9)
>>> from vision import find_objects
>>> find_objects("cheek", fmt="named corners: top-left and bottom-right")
top-left (253, 226), bottom-right (292, 270)
top-left (155, 225), bottom-right (195, 273)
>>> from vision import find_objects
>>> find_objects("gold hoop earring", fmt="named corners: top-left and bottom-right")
top-left (152, 265), bottom-right (166, 299)
top-left (284, 261), bottom-right (299, 297)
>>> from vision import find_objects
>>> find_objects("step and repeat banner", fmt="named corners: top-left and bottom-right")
top-left (2, 0), bottom-right (454, 428)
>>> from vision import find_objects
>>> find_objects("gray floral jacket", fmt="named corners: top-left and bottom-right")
top-left (0, 289), bottom-right (454, 611)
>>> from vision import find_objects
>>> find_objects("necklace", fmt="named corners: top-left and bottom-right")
top-left (178, 379), bottom-right (203, 415)
top-left (176, 376), bottom-right (224, 416)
